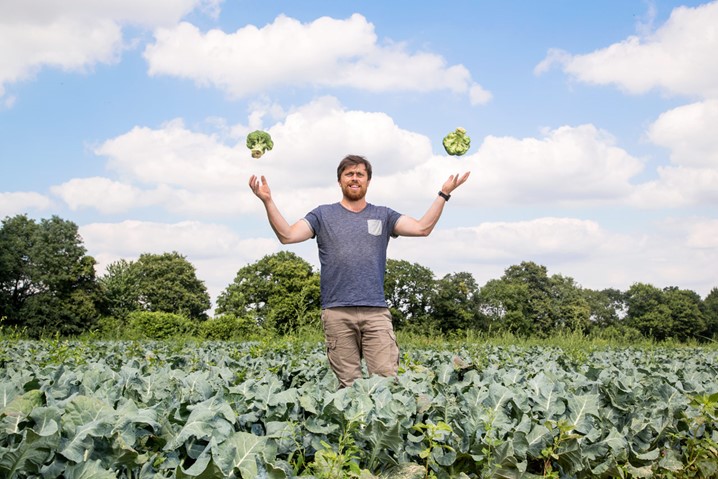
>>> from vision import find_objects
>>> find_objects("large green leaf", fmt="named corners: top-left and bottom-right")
top-left (164, 395), bottom-right (236, 450)
top-left (0, 382), bottom-right (20, 409)
top-left (527, 372), bottom-right (565, 419)
top-left (63, 459), bottom-right (117, 479)
top-left (0, 429), bottom-right (54, 476)
top-left (213, 430), bottom-right (269, 477)
top-left (29, 406), bottom-right (61, 437)
top-left (59, 395), bottom-right (116, 462)
top-left (1, 389), bottom-right (44, 435)
top-left (363, 418), bottom-right (404, 470)
top-left (566, 394), bottom-right (599, 435)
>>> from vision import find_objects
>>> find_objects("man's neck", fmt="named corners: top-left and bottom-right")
top-left (340, 197), bottom-right (367, 213)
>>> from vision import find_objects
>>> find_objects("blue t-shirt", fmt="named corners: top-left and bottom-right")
top-left (304, 203), bottom-right (403, 309)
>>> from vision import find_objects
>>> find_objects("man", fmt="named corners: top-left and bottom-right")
top-left (249, 155), bottom-right (470, 387)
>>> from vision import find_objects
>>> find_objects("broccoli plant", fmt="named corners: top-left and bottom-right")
top-left (442, 127), bottom-right (471, 156)
top-left (246, 130), bottom-right (274, 158)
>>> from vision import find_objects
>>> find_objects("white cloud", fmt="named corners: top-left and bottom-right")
top-left (57, 97), bottom-right (434, 217)
top-left (50, 176), bottom-right (263, 217)
top-left (536, 1), bottom-right (718, 99)
top-left (94, 118), bottom-right (247, 189)
top-left (0, 0), bottom-right (217, 97)
top-left (647, 99), bottom-right (718, 168)
top-left (0, 18), bottom-right (123, 91)
top-left (685, 218), bottom-right (718, 249)
top-left (51, 177), bottom-right (161, 213)
top-left (375, 123), bottom-right (644, 210)
top-left (630, 98), bottom-right (718, 208)
top-left (144, 14), bottom-right (491, 103)
top-left (0, 192), bottom-right (54, 217)
top-left (629, 165), bottom-right (718, 208)
top-left (387, 216), bottom-right (718, 297)
top-left (80, 220), bottom-right (279, 306)
top-left (52, 99), bottom-right (656, 217)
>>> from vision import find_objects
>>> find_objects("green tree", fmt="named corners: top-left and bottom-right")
top-left (582, 288), bottom-right (626, 328)
top-left (704, 287), bottom-right (718, 340)
top-left (662, 286), bottom-right (706, 342)
top-left (0, 215), bottom-right (102, 337)
top-left (384, 259), bottom-right (435, 329)
top-left (504, 262), bottom-right (555, 335)
top-left (624, 283), bottom-right (672, 340)
top-left (551, 274), bottom-right (591, 332)
top-left (625, 283), bottom-right (708, 342)
top-left (478, 277), bottom-right (532, 335)
top-left (132, 251), bottom-right (210, 321)
top-left (431, 271), bottom-right (481, 333)
top-left (98, 259), bottom-right (140, 319)
top-left (216, 251), bottom-right (320, 333)
top-left (477, 261), bottom-right (588, 337)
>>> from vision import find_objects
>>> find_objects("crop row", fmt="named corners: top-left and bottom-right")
top-left (1, 340), bottom-right (717, 478)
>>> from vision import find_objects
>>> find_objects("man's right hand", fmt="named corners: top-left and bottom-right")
top-left (249, 175), bottom-right (272, 202)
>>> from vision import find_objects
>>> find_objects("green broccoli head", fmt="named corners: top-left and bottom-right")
top-left (442, 127), bottom-right (471, 156)
top-left (246, 130), bottom-right (274, 158)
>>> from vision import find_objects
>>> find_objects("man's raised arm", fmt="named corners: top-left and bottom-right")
top-left (248, 175), bottom-right (314, 244)
top-left (393, 172), bottom-right (470, 237)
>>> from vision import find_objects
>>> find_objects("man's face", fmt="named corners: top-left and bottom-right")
top-left (339, 164), bottom-right (370, 201)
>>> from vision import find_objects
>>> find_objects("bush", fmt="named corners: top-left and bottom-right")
top-left (589, 324), bottom-right (645, 344)
top-left (198, 314), bottom-right (264, 341)
top-left (126, 311), bottom-right (197, 340)
top-left (93, 316), bottom-right (125, 339)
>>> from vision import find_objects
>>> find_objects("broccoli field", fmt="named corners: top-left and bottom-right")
top-left (1, 339), bottom-right (717, 478)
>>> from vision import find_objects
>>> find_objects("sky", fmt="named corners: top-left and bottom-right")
top-left (1, 0), bottom-right (717, 309)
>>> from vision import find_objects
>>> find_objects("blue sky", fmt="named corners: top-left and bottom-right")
top-left (2, 0), bottom-right (717, 306)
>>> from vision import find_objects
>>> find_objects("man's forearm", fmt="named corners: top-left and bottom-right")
top-left (415, 195), bottom-right (447, 236)
top-left (394, 194), bottom-right (447, 237)
top-left (262, 199), bottom-right (294, 244)
top-left (262, 198), bottom-right (313, 244)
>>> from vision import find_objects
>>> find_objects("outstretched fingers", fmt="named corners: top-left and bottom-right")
top-left (444, 171), bottom-right (471, 194)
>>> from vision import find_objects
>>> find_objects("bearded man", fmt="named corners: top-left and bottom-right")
top-left (249, 154), bottom-right (470, 387)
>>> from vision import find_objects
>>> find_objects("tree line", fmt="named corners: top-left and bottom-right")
top-left (2, 214), bottom-right (717, 341)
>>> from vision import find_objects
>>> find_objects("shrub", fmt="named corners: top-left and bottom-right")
top-left (198, 314), bottom-right (264, 341)
top-left (126, 311), bottom-right (197, 340)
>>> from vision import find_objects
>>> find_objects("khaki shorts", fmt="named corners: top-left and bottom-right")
top-left (321, 307), bottom-right (399, 388)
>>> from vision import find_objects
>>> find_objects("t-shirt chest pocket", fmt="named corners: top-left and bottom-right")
top-left (367, 219), bottom-right (383, 236)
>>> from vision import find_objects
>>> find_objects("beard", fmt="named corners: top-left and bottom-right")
top-left (342, 182), bottom-right (367, 201)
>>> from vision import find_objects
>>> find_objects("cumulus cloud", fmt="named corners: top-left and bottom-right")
top-left (80, 219), bottom-right (279, 305)
top-left (627, 99), bottom-right (718, 208)
top-left (685, 218), bottom-right (718, 249)
top-left (647, 99), bottom-right (718, 168)
top-left (144, 14), bottom-right (491, 104)
top-left (535, 1), bottom-right (718, 99)
top-left (375, 123), bottom-right (644, 211)
top-left (629, 166), bottom-right (718, 208)
top-left (94, 118), bottom-right (246, 189)
top-left (387, 216), bottom-right (718, 297)
top-left (0, 0), bottom-right (218, 97)
top-left (53, 98), bottom-right (656, 217)
top-left (0, 191), bottom-right (54, 217)
top-left (55, 97), bottom-right (436, 217)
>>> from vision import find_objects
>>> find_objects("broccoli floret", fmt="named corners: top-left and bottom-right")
top-left (246, 130), bottom-right (274, 158)
top-left (442, 127), bottom-right (471, 156)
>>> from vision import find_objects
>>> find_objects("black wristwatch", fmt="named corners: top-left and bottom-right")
top-left (438, 191), bottom-right (451, 201)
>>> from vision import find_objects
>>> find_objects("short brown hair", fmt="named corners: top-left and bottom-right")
top-left (337, 155), bottom-right (372, 181)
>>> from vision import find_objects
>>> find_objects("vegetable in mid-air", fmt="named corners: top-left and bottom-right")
top-left (246, 130), bottom-right (274, 158)
top-left (442, 127), bottom-right (471, 156)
